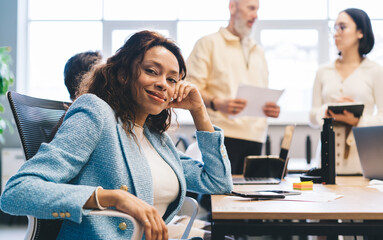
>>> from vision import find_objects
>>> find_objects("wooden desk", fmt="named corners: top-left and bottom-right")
top-left (211, 176), bottom-right (383, 239)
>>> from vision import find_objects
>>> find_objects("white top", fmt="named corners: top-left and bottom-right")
top-left (241, 37), bottom-right (251, 63)
top-left (310, 58), bottom-right (383, 174)
top-left (186, 27), bottom-right (269, 143)
top-left (134, 125), bottom-right (179, 216)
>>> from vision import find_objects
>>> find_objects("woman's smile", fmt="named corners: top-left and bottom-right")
top-left (146, 89), bottom-right (167, 103)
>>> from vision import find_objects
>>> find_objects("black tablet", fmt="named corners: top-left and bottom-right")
top-left (328, 104), bottom-right (364, 117)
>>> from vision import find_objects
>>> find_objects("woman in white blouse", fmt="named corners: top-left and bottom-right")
top-left (310, 8), bottom-right (383, 175)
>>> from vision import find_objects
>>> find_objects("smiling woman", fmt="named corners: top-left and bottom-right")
top-left (134, 46), bottom-right (180, 123)
top-left (0, 30), bottom-right (233, 240)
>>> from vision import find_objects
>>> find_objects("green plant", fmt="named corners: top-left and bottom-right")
top-left (0, 46), bottom-right (15, 142)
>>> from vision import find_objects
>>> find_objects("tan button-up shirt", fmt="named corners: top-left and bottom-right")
top-left (186, 27), bottom-right (269, 143)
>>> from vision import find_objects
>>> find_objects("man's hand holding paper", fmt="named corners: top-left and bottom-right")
top-left (230, 85), bottom-right (284, 118)
top-left (213, 97), bottom-right (248, 115)
top-left (263, 102), bottom-right (280, 118)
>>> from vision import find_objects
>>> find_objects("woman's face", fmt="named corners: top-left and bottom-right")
top-left (334, 12), bottom-right (363, 53)
top-left (134, 46), bottom-right (180, 121)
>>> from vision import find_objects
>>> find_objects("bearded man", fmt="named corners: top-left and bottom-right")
top-left (186, 0), bottom-right (280, 174)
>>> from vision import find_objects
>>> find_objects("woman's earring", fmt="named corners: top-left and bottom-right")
top-left (170, 97), bottom-right (174, 102)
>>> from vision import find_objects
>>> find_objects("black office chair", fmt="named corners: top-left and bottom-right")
top-left (7, 91), bottom-right (197, 240)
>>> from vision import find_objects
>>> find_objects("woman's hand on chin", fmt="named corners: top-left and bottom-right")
top-left (167, 82), bottom-right (205, 112)
top-left (168, 81), bottom-right (214, 132)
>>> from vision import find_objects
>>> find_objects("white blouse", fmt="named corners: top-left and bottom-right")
top-left (134, 125), bottom-right (180, 216)
top-left (310, 58), bottom-right (383, 174)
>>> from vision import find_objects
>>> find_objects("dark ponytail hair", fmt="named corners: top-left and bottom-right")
top-left (342, 8), bottom-right (374, 57)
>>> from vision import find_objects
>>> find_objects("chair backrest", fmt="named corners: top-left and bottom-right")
top-left (7, 91), bottom-right (70, 160)
top-left (7, 91), bottom-right (70, 240)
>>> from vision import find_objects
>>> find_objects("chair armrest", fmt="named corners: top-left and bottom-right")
top-left (89, 209), bottom-right (144, 240)
top-left (178, 197), bottom-right (199, 239)
top-left (25, 215), bottom-right (37, 240)
top-left (25, 203), bottom-right (194, 240)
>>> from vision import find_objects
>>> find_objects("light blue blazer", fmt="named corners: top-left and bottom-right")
top-left (0, 94), bottom-right (233, 239)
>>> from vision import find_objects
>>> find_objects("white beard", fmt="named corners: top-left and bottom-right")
top-left (234, 14), bottom-right (252, 38)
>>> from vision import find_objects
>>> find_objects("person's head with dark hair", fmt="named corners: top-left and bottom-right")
top-left (64, 51), bottom-right (102, 101)
top-left (78, 30), bottom-right (186, 135)
top-left (335, 8), bottom-right (374, 57)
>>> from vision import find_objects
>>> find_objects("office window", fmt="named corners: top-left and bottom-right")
top-left (23, 0), bottom-right (230, 102)
top-left (111, 29), bottom-right (170, 54)
top-left (28, 21), bottom-right (102, 101)
top-left (104, 0), bottom-right (178, 20)
top-left (178, 0), bottom-right (229, 20)
top-left (370, 21), bottom-right (383, 65)
top-left (29, 0), bottom-right (103, 20)
top-left (20, 0), bottom-right (383, 123)
top-left (259, 29), bottom-right (319, 123)
top-left (260, 0), bottom-right (327, 20)
top-left (177, 21), bottom-right (228, 59)
top-left (329, 0), bottom-right (383, 20)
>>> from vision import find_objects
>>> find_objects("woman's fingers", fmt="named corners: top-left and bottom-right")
top-left (155, 211), bottom-right (166, 240)
top-left (177, 83), bottom-right (187, 102)
top-left (175, 82), bottom-right (193, 102)
top-left (139, 208), bottom-right (167, 240)
top-left (161, 218), bottom-right (168, 240)
top-left (148, 215), bottom-right (159, 240)
top-left (168, 82), bottom-right (205, 112)
top-left (142, 207), bottom-right (168, 240)
top-left (142, 217), bottom-right (153, 240)
top-left (113, 191), bottom-right (167, 240)
top-left (173, 81), bottom-right (180, 100)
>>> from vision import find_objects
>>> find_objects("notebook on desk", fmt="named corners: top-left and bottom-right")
top-left (353, 126), bottom-right (383, 180)
top-left (232, 125), bottom-right (295, 185)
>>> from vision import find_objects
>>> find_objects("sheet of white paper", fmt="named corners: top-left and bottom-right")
top-left (368, 179), bottom-right (383, 192)
top-left (368, 185), bottom-right (383, 192)
top-left (369, 179), bottom-right (383, 185)
top-left (283, 192), bottom-right (343, 202)
top-left (231, 85), bottom-right (284, 118)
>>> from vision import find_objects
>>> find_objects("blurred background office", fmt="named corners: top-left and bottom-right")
top-left (1, 0), bottom-right (383, 236)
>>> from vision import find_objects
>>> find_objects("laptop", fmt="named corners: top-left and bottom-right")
top-left (232, 125), bottom-right (295, 185)
top-left (353, 126), bottom-right (383, 180)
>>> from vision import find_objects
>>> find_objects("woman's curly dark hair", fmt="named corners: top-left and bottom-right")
top-left (78, 30), bottom-right (186, 135)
